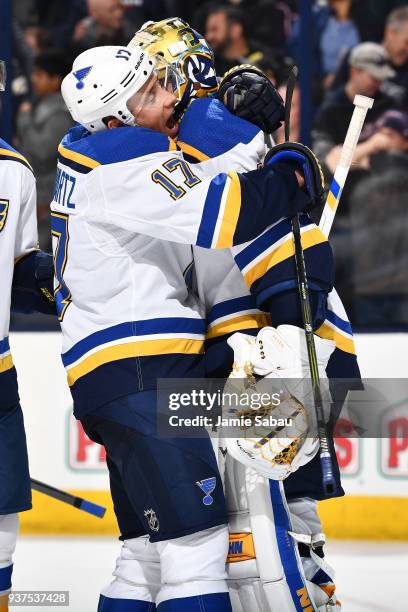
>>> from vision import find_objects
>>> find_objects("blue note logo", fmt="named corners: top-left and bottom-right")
top-left (0, 199), bottom-right (9, 232)
top-left (196, 477), bottom-right (216, 506)
top-left (73, 66), bottom-right (92, 90)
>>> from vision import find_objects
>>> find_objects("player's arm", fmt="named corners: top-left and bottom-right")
top-left (11, 170), bottom-right (55, 315)
top-left (230, 147), bottom-right (334, 330)
top-left (95, 151), bottom-right (311, 248)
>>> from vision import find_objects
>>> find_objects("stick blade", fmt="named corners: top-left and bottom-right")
top-left (78, 499), bottom-right (107, 518)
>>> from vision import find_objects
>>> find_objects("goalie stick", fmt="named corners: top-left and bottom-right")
top-left (31, 478), bottom-right (106, 518)
top-left (319, 94), bottom-right (374, 238)
top-left (286, 67), bottom-right (337, 495)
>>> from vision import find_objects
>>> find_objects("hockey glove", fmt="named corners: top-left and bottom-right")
top-left (224, 325), bottom-right (335, 480)
top-left (217, 64), bottom-right (285, 133)
top-left (12, 251), bottom-right (56, 315)
top-left (265, 142), bottom-right (325, 211)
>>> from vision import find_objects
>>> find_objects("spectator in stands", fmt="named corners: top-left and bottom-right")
top-left (350, 110), bottom-right (408, 327)
top-left (382, 6), bottom-right (408, 106)
top-left (24, 26), bottom-right (53, 54)
top-left (331, 6), bottom-right (408, 108)
top-left (71, 0), bottom-right (135, 56)
top-left (229, 0), bottom-right (290, 50)
top-left (313, 42), bottom-right (397, 313)
top-left (204, 5), bottom-right (272, 76)
top-left (288, 0), bottom-right (362, 89)
top-left (313, 43), bottom-right (396, 175)
top-left (353, 109), bottom-right (408, 169)
top-left (16, 50), bottom-right (73, 249)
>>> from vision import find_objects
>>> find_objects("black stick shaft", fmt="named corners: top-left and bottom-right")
top-left (283, 64), bottom-right (336, 495)
top-left (291, 216), bottom-right (336, 495)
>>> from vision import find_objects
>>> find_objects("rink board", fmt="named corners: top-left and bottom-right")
top-left (9, 332), bottom-right (408, 540)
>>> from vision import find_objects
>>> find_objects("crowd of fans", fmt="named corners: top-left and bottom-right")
top-left (9, 0), bottom-right (408, 329)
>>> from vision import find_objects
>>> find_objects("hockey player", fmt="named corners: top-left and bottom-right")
top-left (0, 60), bottom-right (55, 611)
top-left (56, 45), bottom-right (323, 612)
top-left (128, 19), bottom-right (360, 611)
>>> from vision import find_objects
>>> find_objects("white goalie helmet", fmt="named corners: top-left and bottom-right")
top-left (61, 45), bottom-right (155, 132)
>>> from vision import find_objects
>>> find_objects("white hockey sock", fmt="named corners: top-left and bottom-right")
top-left (0, 514), bottom-right (18, 597)
top-left (155, 525), bottom-right (230, 607)
top-left (101, 536), bottom-right (160, 604)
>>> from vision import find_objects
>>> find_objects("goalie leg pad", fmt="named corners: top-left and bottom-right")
top-left (224, 455), bottom-right (317, 611)
top-left (0, 514), bottom-right (18, 596)
top-left (288, 499), bottom-right (340, 610)
top-left (99, 535), bottom-right (160, 608)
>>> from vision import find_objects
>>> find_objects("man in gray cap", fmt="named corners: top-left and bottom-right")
top-left (312, 42), bottom-right (397, 314)
top-left (313, 42), bottom-right (396, 174)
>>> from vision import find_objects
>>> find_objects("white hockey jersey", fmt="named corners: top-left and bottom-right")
top-left (0, 140), bottom-right (38, 408)
top-left (52, 114), bottom-right (294, 416)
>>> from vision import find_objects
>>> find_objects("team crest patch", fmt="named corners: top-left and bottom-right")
top-left (144, 508), bottom-right (160, 532)
top-left (196, 477), bottom-right (216, 506)
top-left (0, 199), bottom-right (9, 232)
top-left (73, 66), bottom-right (92, 90)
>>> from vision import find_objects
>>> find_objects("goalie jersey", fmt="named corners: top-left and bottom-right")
top-left (177, 98), bottom-right (360, 381)
top-left (0, 140), bottom-right (38, 409)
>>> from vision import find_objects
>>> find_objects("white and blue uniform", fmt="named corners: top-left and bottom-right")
top-left (0, 140), bottom-right (39, 598)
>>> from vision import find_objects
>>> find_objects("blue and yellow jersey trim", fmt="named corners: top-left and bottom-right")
top-left (197, 171), bottom-right (242, 248)
top-left (234, 215), bottom-right (327, 288)
top-left (62, 318), bottom-right (206, 386)
top-left (57, 144), bottom-right (100, 174)
top-left (317, 309), bottom-right (356, 355)
top-left (58, 125), bottom-right (179, 174)
top-left (0, 337), bottom-right (13, 373)
top-left (206, 296), bottom-right (271, 340)
top-left (176, 140), bottom-right (210, 163)
top-left (0, 138), bottom-right (33, 173)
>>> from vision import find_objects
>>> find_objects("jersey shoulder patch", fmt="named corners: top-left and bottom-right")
top-left (58, 125), bottom-right (173, 174)
top-left (0, 198), bottom-right (9, 232)
top-left (178, 97), bottom-right (260, 161)
top-left (0, 138), bottom-right (33, 172)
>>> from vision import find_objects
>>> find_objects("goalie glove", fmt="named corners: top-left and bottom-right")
top-left (217, 64), bottom-right (285, 133)
top-left (223, 325), bottom-right (335, 480)
top-left (265, 142), bottom-right (325, 211)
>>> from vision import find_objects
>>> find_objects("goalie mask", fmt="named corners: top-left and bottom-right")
top-left (129, 17), bottom-right (218, 119)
